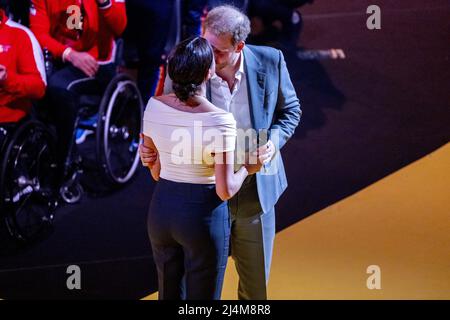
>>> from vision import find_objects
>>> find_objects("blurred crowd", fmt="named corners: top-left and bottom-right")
top-left (2, 0), bottom-right (313, 103)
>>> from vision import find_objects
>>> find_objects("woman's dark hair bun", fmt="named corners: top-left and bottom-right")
top-left (171, 82), bottom-right (198, 102)
top-left (168, 37), bottom-right (213, 102)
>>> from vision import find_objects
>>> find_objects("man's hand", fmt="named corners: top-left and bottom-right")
top-left (139, 133), bottom-right (157, 167)
top-left (0, 65), bottom-right (7, 82)
top-left (244, 140), bottom-right (276, 175)
top-left (66, 50), bottom-right (98, 77)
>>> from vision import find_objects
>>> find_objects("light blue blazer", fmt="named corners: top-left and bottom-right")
top-left (207, 45), bottom-right (301, 213)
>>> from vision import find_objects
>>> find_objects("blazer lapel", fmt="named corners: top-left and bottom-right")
top-left (206, 80), bottom-right (212, 102)
top-left (243, 46), bottom-right (266, 130)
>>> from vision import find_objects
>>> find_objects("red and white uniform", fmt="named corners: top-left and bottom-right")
top-left (0, 9), bottom-right (46, 123)
top-left (29, 0), bottom-right (127, 63)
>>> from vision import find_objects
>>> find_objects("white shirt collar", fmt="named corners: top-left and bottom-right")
top-left (237, 51), bottom-right (245, 77)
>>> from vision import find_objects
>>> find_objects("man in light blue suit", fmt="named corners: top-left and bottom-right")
top-left (141, 5), bottom-right (301, 300)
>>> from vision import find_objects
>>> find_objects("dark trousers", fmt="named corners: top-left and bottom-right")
top-left (228, 174), bottom-right (275, 300)
top-left (147, 178), bottom-right (230, 300)
top-left (124, 0), bottom-right (175, 102)
top-left (46, 64), bottom-right (115, 180)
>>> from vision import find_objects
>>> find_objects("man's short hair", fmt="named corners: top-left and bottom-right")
top-left (204, 5), bottom-right (251, 46)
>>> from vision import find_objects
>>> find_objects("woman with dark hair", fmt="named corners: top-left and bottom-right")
top-left (142, 36), bottom-right (249, 300)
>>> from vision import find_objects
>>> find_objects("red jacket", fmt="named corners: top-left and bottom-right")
top-left (30, 0), bottom-right (127, 62)
top-left (0, 9), bottom-right (46, 123)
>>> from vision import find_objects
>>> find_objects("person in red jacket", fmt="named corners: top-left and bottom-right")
top-left (0, 6), bottom-right (46, 124)
top-left (29, 0), bottom-right (126, 183)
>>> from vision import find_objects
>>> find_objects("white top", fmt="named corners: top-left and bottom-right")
top-left (143, 97), bottom-right (237, 184)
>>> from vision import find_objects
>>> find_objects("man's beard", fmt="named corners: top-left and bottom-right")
top-left (215, 63), bottom-right (226, 70)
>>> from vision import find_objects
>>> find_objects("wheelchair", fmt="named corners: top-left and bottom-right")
top-left (0, 51), bottom-right (143, 242)
top-left (44, 43), bottom-right (144, 204)
top-left (0, 118), bottom-right (58, 241)
top-left (1, 6), bottom-right (143, 242)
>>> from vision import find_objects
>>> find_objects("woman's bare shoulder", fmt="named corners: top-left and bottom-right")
top-left (201, 99), bottom-right (227, 114)
top-left (152, 94), bottom-right (176, 105)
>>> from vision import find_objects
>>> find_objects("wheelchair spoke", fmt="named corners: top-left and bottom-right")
top-left (1, 121), bottom-right (56, 241)
top-left (110, 95), bottom-right (129, 125)
top-left (107, 145), bottom-right (131, 174)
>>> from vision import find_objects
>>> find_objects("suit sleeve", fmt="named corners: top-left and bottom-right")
top-left (98, 0), bottom-right (127, 37)
top-left (0, 29), bottom-right (46, 100)
top-left (269, 50), bottom-right (302, 150)
top-left (29, 0), bottom-right (68, 59)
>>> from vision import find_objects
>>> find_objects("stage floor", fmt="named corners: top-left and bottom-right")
top-left (1, 0), bottom-right (449, 299)
top-left (145, 143), bottom-right (450, 300)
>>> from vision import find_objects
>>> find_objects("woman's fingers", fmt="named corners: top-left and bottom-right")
top-left (139, 143), bottom-right (157, 166)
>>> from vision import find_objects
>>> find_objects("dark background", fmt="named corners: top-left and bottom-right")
top-left (0, 0), bottom-right (449, 299)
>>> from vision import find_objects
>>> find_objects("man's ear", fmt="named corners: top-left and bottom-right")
top-left (235, 41), bottom-right (245, 53)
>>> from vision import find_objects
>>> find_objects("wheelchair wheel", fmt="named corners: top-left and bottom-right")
top-left (0, 120), bottom-right (58, 241)
top-left (95, 74), bottom-right (143, 188)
